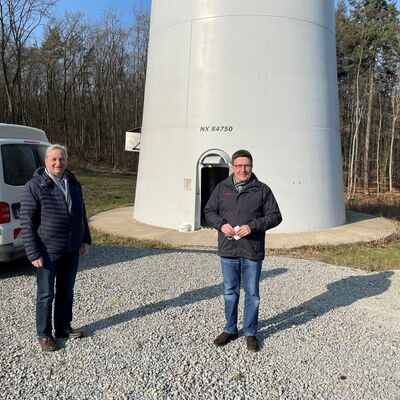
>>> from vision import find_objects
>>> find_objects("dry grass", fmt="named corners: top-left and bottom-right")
top-left (270, 229), bottom-right (400, 272)
top-left (346, 190), bottom-right (400, 221)
top-left (270, 193), bottom-right (400, 271)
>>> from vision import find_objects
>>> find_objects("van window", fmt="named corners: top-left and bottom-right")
top-left (1, 144), bottom-right (48, 186)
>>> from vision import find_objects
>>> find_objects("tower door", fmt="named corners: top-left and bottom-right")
top-left (201, 166), bottom-right (229, 227)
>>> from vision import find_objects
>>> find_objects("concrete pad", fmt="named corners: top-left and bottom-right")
top-left (89, 207), bottom-right (398, 249)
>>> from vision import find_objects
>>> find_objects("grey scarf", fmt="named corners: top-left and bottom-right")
top-left (233, 175), bottom-right (249, 193)
top-left (45, 168), bottom-right (72, 214)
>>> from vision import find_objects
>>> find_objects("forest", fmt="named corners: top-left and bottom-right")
top-left (0, 0), bottom-right (399, 197)
top-left (336, 0), bottom-right (400, 197)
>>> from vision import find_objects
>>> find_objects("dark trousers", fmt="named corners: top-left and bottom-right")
top-left (36, 249), bottom-right (80, 337)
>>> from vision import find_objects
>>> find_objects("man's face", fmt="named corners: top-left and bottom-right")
top-left (45, 149), bottom-right (67, 178)
top-left (231, 156), bottom-right (253, 182)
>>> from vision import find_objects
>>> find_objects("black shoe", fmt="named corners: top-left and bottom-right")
top-left (213, 332), bottom-right (239, 347)
top-left (38, 336), bottom-right (58, 352)
top-left (55, 327), bottom-right (84, 339)
top-left (246, 336), bottom-right (258, 352)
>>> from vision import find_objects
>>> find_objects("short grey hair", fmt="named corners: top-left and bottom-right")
top-left (45, 144), bottom-right (68, 159)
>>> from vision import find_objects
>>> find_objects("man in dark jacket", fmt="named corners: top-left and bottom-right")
top-left (204, 149), bottom-right (282, 352)
top-left (20, 144), bottom-right (91, 352)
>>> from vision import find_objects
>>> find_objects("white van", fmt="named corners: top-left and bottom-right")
top-left (0, 124), bottom-right (49, 262)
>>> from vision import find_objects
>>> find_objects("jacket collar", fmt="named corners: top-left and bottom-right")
top-left (226, 173), bottom-right (258, 191)
top-left (34, 167), bottom-right (76, 187)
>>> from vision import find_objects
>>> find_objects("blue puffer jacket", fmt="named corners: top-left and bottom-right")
top-left (20, 167), bottom-right (92, 261)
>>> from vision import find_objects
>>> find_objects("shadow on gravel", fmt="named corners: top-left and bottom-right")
top-left (78, 245), bottom-right (218, 272)
top-left (0, 245), bottom-right (215, 279)
top-left (0, 246), bottom-right (218, 283)
top-left (0, 257), bottom-right (34, 279)
top-left (258, 271), bottom-right (394, 347)
top-left (81, 267), bottom-right (288, 335)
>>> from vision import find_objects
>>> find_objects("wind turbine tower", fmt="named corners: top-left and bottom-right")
top-left (134, 0), bottom-right (346, 233)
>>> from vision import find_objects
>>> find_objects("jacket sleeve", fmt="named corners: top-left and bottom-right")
top-left (20, 181), bottom-right (42, 261)
top-left (204, 185), bottom-right (226, 231)
top-left (247, 187), bottom-right (282, 233)
top-left (82, 201), bottom-right (92, 245)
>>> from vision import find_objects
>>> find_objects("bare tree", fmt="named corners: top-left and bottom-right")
top-left (388, 78), bottom-right (400, 191)
top-left (0, 0), bottom-right (55, 122)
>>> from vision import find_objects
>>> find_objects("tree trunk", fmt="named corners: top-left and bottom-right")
top-left (363, 67), bottom-right (374, 195)
top-left (347, 49), bottom-right (363, 200)
top-left (376, 92), bottom-right (382, 197)
top-left (389, 88), bottom-right (399, 192)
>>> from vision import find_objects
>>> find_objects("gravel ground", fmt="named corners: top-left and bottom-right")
top-left (0, 245), bottom-right (399, 400)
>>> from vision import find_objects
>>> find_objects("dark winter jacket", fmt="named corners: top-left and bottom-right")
top-left (204, 173), bottom-right (282, 260)
top-left (20, 167), bottom-right (91, 261)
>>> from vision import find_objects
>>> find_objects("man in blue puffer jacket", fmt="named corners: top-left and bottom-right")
top-left (20, 144), bottom-right (91, 352)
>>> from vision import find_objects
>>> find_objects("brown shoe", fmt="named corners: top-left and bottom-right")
top-left (55, 327), bottom-right (84, 339)
top-left (246, 336), bottom-right (258, 352)
top-left (213, 332), bottom-right (239, 347)
top-left (38, 336), bottom-right (57, 352)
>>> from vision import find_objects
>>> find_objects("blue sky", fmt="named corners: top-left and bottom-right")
top-left (54, 0), bottom-right (151, 26)
top-left (51, 0), bottom-right (400, 29)
top-left (29, 0), bottom-right (399, 43)
top-left (30, 0), bottom-right (151, 42)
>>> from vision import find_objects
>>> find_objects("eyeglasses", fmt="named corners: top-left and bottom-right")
top-left (232, 164), bottom-right (252, 170)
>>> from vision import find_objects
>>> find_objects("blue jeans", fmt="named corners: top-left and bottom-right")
top-left (36, 249), bottom-right (80, 337)
top-left (220, 257), bottom-right (262, 336)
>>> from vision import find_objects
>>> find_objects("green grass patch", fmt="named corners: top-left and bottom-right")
top-left (75, 170), bottom-right (136, 218)
top-left (91, 229), bottom-right (173, 249)
top-left (77, 170), bottom-right (174, 249)
top-left (318, 242), bottom-right (400, 271)
top-left (271, 232), bottom-right (400, 271)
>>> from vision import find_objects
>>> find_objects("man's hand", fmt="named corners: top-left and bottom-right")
top-left (236, 224), bottom-right (251, 237)
top-left (80, 243), bottom-right (90, 256)
top-left (221, 224), bottom-right (235, 236)
top-left (31, 257), bottom-right (43, 268)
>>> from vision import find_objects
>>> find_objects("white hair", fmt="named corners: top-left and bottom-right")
top-left (45, 144), bottom-right (68, 159)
